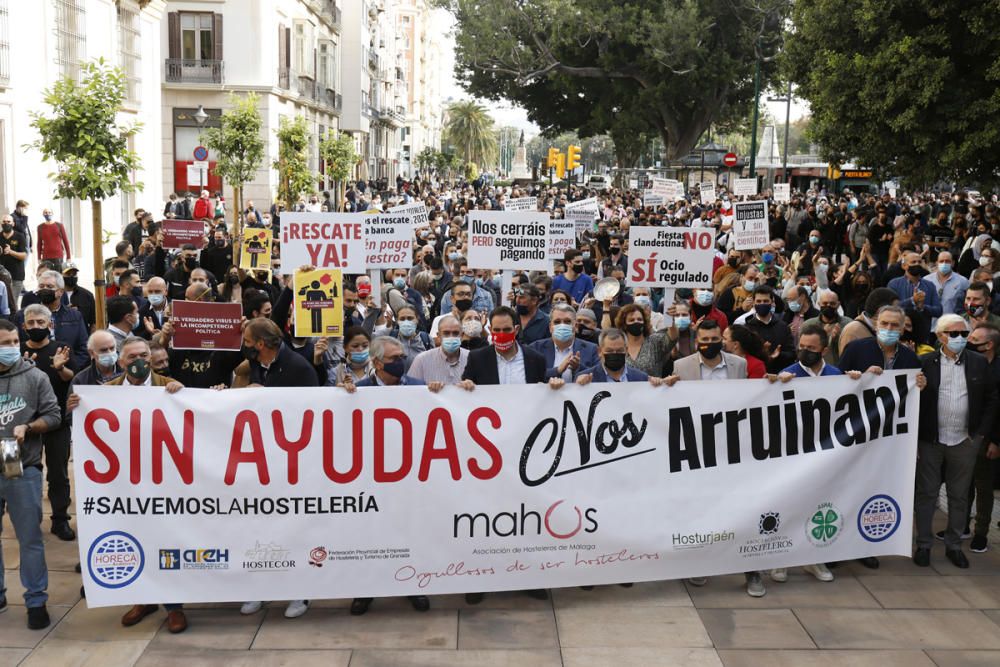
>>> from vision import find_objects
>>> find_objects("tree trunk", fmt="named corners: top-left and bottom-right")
top-left (91, 199), bottom-right (107, 329)
top-left (233, 184), bottom-right (243, 240)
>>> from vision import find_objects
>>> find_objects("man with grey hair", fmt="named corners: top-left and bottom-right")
top-left (529, 303), bottom-right (599, 381)
top-left (914, 314), bottom-right (997, 569)
top-left (354, 336), bottom-right (441, 389)
top-left (16, 269), bottom-right (88, 369)
top-left (802, 289), bottom-right (852, 364)
top-left (576, 329), bottom-right (670, 386)
top-left (408, 315), bottom-right (468, 385)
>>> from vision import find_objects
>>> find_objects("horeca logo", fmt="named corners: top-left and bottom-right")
top-left (857, 494), bottom-right (901, 542)
top-left (158, 548), bottom-right (230, 571)
top-left (805, 502), bottom-right (843, 547)
top-left (88, 531), bottom-right (145, 589)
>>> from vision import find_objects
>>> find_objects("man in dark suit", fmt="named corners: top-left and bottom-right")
top-left (528, 303), bottom-right (599, 380)
top-left (914, 314), bottom-right (995, 569)
top-left (460, 306), bottom-right (548, 386)
top-left (576, 328), bottom-right (668, 386)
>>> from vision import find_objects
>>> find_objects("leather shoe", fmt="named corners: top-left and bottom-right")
top-left (464, 592), bottom-right (484, 605)
top-left (74, 562), bottom-right (82, 573)
top-left (856, 556), bottom-right (880, 569)
top-left (166, 610), bottom-right (187, 634)
top-left (913, 548), bottom-right (931, 567)
top-left (121, 604), bottom-right (158, 627)
top-left (51, 522), bottom-right (76, 541)
top-left (946, 549), bottom-right (970, 569)
top-left (350, 598), bottom-right (373, 616)
top-left (408, 595), bottom-right (430, 612)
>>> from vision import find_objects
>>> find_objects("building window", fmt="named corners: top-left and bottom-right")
top-left (318, 41), bottom-right (329, 89)
top-left (181, 13), bottom-right (214, 61)
top-left (0, 0), bottom-right (9, 87)
top-left (294, 21), bottom-right (313, 77)
top-left (54, 0), bottom-right (86, 79)
top-left (117, 2), bottom-right (141, 105)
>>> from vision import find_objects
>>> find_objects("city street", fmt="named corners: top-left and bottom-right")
top-left (3, 492), bottom-right (1000, 666)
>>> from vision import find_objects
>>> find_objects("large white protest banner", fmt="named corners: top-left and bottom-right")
top-left (733, 178), bottom-right (758, 198)
top-left (504, 196), bottom-right (538, 212)
top-left (627, 226), bottom-right (716, 288)
top-left (548, 218), bottom-right (576, 260)
top-left (468, 210), bottom-right (550, 271)
top-left (74, 373), bottom-right (918, 606)
top-left (279, 212), bottom-right (366, 274)
top-left (773, 183), bottom-right (791, 204)
top-left (364, 206), bottom-right (421, 268)
top-left (732, 200), bottom-right (770, 250)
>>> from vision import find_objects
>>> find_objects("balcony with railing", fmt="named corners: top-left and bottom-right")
top-left (329, 1), bottom-right (342, 31)
top-left (322, 88), bottom-right (342, 113)
top-left (367, 48), bottom-right (380, 72)
top-left (297, 75), bottom-right (317, 101)
top-left (380, 106), bottom-right (405, 126)
top-left (166, 59), bottom-right (224, 84)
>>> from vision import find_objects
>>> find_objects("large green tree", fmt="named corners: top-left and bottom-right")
top-left (201, 92), bottom-right (265, 236)
top-left (435, 0), bottom-right (787, 160)
top-left (319, 130), bottom-right (358, 211)
top-left (29, 58), bottom-right (142, 328)
top-left (443, 100), bottom-right (499, 169)
top-left (785, 0), bottom-right (1000, 186)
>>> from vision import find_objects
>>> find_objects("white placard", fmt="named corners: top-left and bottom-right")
top-left (278, 212), bottom-right (367, 274)
top-left (364, 206), bottom-right (419, 269)
top-left (73, 374), bottom-right (918, 606)
top-left (773, 183), bottom-right (791, 204)
top-left (548, 218), bottom-right (577, 261)
top-left (504, 196), bottom-right (538, 212)
top-left (700, 182), bottom-right (716, 203)
top-left (186, 164), bottom-right (208, 188)
top-left (468, 210), bottom-right (550, 271)
top-left (626, 226), bottom-right (716, 288)
top-left (733, 178), bottom-right (758, 198)
top-left (732, 200), bottom-right (770, 250)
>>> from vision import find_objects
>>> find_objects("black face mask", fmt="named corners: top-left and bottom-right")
top-left (798, 349), bottom-right (822, 368)
top-left (154, 365), bottom-right (171, 377)
top-left (454, 298), bottom-right (473, 312)
top-left (1, 224), bottom-right (11, 233)
top-left (37, 288), bottom-right (57, 305)
top-left (63, 276), bottom-right (78, 289)
top-left (624, 322), bottom-right (645, 337)
top-left (907, 265), bottom-right (924, 277)
top-left (227, 274), bottom-right (239, 285)
top-left (820, 306), bottom-right (839, 320)
top-left (242, 343), bottom-right (259, 362)
top-left (576, 326), bottom-right (598, 343)
top-left (698, 342), bottom-right (723, 359)
top-left (184, 257), bottom-right (198, 270)
top-left (603, 352), bottom-right (627, 372)
top-left (26, 327), bottom-right (50, 343)
top-left (727, 257), bottom-right (739, 268)
top-left (214, 239), bottom-right (227, 247)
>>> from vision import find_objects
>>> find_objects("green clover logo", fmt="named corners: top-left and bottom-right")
top-left (810, 508), bottom-right (839, 542)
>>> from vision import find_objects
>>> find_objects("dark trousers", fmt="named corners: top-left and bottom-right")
top-left (916, 439), bottom-right (978, 551)
top-left (43, 423), bottom-right (71, 523)
top-left (965, 443), bottom-right (998, 538)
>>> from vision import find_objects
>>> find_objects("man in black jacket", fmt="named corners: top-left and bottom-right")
top-left (242, 318), bottom-right (318, 388)
top-left (914, 314), bottom-right (998, 569)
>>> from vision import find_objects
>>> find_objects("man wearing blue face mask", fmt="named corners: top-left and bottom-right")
top-left (137, 277), bottom-right (169, 340)
top-left (925, 251), bottom-right (968, 326)
top-left (529, 303), bottom-right (599, 381)
top-left (408, 316), bottom-right (468, 384)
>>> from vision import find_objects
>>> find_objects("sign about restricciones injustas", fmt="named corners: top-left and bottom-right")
top-left (732, 200), bottom-right (770, 250)
top-left (627, 226), bottom-right (715, 288)
top-left (468, 211), bottom-right (550, 271)
top-left (279, 212), bottom-right (366, 274)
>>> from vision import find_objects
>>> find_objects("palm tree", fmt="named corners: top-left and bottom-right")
top-left (442, 100), bottom-right (498, 170)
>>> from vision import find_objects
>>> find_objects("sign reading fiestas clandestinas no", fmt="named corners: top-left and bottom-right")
top-left (627, 227), bottom-right (715, 288)
top-left (73, 373), bottom-right (917, 606)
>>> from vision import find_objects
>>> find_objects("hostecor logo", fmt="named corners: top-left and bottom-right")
top-left (857, 494), bottom-right (900, 542)
top-left (88, 531), bottom-right (145, 589)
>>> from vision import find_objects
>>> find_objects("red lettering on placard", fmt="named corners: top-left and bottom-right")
top-left (467, 407), bottom-right (503, 479)
top-left (418, 408), bottom-right (461, 481)
top-left (272, 410), bottom-right (313, 484)
top-left (225, 410), bottom-right (269, 485)
top-left (322, 409), bottom-right (363, 483)
top-left (151, 409), bottom-right (194, 484)
top-left (83, 409), bottom-right (120, 483)
top-left (374, 408), bottom-right (412, 482)
top-left (130, 409), bottom-right (141, 484)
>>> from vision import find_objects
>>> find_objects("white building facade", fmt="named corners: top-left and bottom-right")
top-left (0, 0), bottom-right (166, 284)
top-left (395, 0), bottom-right (444, 179)
top-left (160, 0), bottom-right (343, 211)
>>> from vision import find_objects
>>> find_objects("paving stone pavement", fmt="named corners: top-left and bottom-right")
top-left (2, 493), bottom-right (1000, 666)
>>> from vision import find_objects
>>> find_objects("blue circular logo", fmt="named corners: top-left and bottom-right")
top-left (87, 531), bottom-right (145, 589)
top-left (857, 494), bottom-right (901, 542)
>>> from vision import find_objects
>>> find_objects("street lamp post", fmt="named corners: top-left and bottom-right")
top-left (767, 82), bottom-right (792, 184)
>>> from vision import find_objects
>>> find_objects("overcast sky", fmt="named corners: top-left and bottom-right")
top-left (436, 10), bottom-right (810, 140)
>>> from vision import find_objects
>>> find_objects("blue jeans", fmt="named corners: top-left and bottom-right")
top-left (0, 466), bottom-right (48, 607)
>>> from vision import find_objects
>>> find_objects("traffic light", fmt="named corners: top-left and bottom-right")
top-left (546, 147), bottom-right (560, 169)
top-left (566, 144), bottom-right (581, 173)
top-left (555, 153), bottom-right (566, 180)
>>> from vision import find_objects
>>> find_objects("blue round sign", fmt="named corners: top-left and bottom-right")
top-left (193, 145), bottom-right (208, 161)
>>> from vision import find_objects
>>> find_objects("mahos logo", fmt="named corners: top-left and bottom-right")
top-left (805, 502), bottom-right (843, 547)
top-left (857, 494), bottom-right (900, 542)
top-left (88, 531), bottom-right (145, 589)
top-left (453, 500), bottom-right (598, 539)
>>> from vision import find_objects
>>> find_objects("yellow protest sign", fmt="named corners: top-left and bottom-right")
top-left (240, 228), bottom-right (272, 270)
top-left (293, 269), bottom-right (343, 338)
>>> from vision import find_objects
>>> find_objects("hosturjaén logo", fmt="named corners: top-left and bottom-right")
top-left (805, 502), bottom-right (843, 547)
top-left (857, 494), bottom-right (901, 542)
top-left (88, 531), bottom-right (145, 589)
top-left (453, 501), bottom-right (598, 539)
top-left (671, 529), bottom-right (735, 550)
